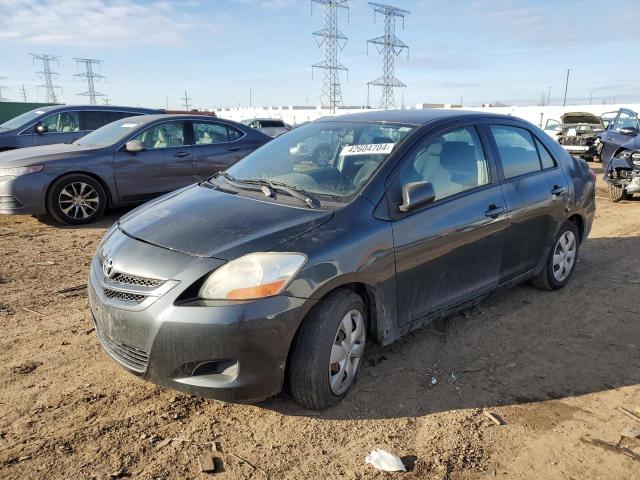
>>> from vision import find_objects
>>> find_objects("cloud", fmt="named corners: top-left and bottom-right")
top-left (0, 0), bottom-right (223, 46)
top-left (233, 0), bottom-right (301, 10)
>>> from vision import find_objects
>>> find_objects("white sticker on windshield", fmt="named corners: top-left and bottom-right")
top-left (120, 123), bottom-right (139, 128)
top-left (341, 143), bottom-right (395, 156)
top-left (35, 110), bottom-right (46, 114)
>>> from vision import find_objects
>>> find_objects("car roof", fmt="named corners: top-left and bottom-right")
top-left (121, 113), bottom-right (241, 125)
top-left (34, 104), bottom-right (160, 114)
top-left (323, 108), bottom-right (515, 126)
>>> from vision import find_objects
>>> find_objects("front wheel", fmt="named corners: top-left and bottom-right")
top-left (288, 290), bottom-right (367, 410)
top-left (532, 221), bottom-right (580, 291)
top-left (607, 183), bottom-right (626, 202)
top-left (47, 174), bottom-right (107, 225)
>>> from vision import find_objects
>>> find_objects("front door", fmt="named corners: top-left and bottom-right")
top-left (601, 109), bottom-right (639, 165)
top-left (390, 125), bottom-right (508, 326)
top-left (113, 120), bottom-right (195, 202)
top-left (190, 121), bottom-right (249, 181)
top-left (32, 111), bottom-right (83, 146)
top-left (486, 124), bottom-right (569, 281)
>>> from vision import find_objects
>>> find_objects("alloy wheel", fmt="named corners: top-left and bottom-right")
top-left (552, 231), bottom-right (576, 282)
top-left (329, 309), bottom-right (366, 395)
top-left (58, 182), bottom-right (100, 220)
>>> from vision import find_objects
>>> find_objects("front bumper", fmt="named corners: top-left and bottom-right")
top-left (561, 145), bottom-right (590, 154)
top-left (0, 173), bottom-right (49, 215)
top-left (88, 234), bottom-right (313, 402)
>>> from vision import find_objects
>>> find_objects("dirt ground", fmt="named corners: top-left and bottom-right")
top-left (1, 162), bottom-right (639, 479)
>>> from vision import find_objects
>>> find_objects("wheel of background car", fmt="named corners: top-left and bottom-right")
top-left (607, 183), bottom-right (626, 202)
top-left (288, 289), bottom-right (366, 410)
top-left (531, 220), bottom-right (580, 291)
top-left (47, 174), bottom-right (107, 225)
top-left (313, 144), bottom-right (332, 166)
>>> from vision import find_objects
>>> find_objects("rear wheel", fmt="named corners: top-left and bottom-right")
top-left (532, 221), bottom-right (580, 291)
top-left (289, 290), bottom-right (366, 410)
top-left (47, 174), bottom-right (107, 225)
top-left (607, 182), bottom-right (626, 202)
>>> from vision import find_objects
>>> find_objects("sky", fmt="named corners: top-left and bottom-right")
top-left (0, 0), bottom-right (639, 109)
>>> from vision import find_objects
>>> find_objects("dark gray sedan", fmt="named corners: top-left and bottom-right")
top-left (0, 114), bottom-right (270, 224)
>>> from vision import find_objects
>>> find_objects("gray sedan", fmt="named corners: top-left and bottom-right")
top-left (0, 114), bottom-right (270, 224)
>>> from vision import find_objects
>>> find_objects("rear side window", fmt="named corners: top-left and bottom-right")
top-left (193, 122), bottom-right (244, 145)
top-left (490, 125), bottom-right (542, 179)
top-left (82, 111), bottom-right (140, 130)
top-left (535, 138), bottom-right (556, 169)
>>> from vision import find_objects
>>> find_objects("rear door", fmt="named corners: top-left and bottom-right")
top-left (601, 109), bottom-right (640, 165)
top-left (190, 120), bottom-right (249, 181)
top-left (113, 120), bottom-right (195, 202)
top-left (32, 111), bottom-right (83, 146)
top-left (390, 123), bottom-right (509, 325)
top-left (487, 123), bottom-right (569, 282)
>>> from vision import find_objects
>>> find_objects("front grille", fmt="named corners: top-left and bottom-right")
top-left (110, 273), bottom-right (164, 288)
top-left (95, 320), bottom-right (149, 373)
top-left (102, 288), bottom-right (146, 303)
top-left (560, 137), bottom-right (588, 146)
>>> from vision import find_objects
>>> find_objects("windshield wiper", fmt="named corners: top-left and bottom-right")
top-left (223, 174), bottom-right (320, 209)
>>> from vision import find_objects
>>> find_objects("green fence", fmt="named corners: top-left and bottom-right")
top-left (0, 102), bottom-right (57, 124)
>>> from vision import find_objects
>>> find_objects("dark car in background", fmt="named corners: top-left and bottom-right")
top-left (0, 105), bottom-right (161, 151)
top-left (88, 110), bottom-right (595, 410)
top-left (597, 108), bottom-right (640, 165)
top-left (0, 114), bottom-right (270, 224)
top-left (603, 134), bottom-right (640, 201)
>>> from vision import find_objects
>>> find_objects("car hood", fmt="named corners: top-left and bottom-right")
top-left (0, 143), bottom-right (98, 167)
top-left (561, 112), bottom-right (604, 127)
top-left (119, 184), bottom-right (333, 260)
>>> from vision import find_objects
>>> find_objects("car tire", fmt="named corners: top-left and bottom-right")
top-left (47, 174), bottom-right (107, 225)
top-left (607, 183), bottom-right (626, 202)
top-left (531, 221), bottom-right (580, 291)
top-left (289, 289), bottom-right (367, 410)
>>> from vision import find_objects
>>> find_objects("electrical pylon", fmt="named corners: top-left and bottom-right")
top-left (74, 58), bottom-right (106, 105)
top-left (31, 53), bottom-right (62, 103)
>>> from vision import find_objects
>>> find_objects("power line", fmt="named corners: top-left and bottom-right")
top-left (182, 90), bottom-right (192, 111)
top-left (74, 58), bottom-right (106, 105)
top-left (31, 53), bottom-right (62, 103)
top-left (366, 2), bottom-right (409, 110)
top-left (311, 0), bottom-right (350, 113)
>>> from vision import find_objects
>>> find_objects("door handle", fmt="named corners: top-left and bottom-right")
top-left (484, 205), bottom-right (505, 218)
top-left (226, 146), bottom-right (242, 151)
top-left (551, 185), bottom-right (567, 196)
top-left (174, 151), bottom-right (189, 158)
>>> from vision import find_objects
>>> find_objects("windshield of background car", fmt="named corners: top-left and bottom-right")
top-left (0, 109), bottom-right (48, 130)
top-left (224, 121), bottom-right (415, 201)
top-left (73, 119), bottom-right (145, 147)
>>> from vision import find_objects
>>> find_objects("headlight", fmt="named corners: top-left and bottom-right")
top-left (199, 252), bottom-right (306, 300)
top-left (0, 165), bottom-right (44, 177)
top-left (618, 150), bottom-right (633, 161)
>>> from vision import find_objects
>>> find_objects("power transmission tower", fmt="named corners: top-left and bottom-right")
top-left (21, 85), bottom-right (28, 102)
top-left (367, 2), bottom-right (409, 110)
top-left (74, 58), bottom-right (106, 105)
top-left (311, 0), bottom-right (350, 113)
top-left (102, 98), bottom-right (112, 105)
top-left (0, 78), bottom-right (8, 102)
top-left (31, 53), bottom-right (62, 103)
top-left (182, 90), bottom-right (192, 111)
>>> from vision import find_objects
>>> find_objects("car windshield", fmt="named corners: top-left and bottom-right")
top-left (74, 119), bottom-right (145, 147)
top-left (224, 121), bottom-right (414, 201)
top-left (0, 109), bottom-right (49, 130)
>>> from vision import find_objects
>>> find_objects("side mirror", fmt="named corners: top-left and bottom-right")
top-left (125, 140), bottom-right (145, 152)
top-left (35, 124), bottom-right (48, 134)
top-left (399, 181), bottom-right (435, 213)
top-left (619, 126), bottom-right (638, 136)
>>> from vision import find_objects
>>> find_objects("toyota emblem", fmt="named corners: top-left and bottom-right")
top-left (102, 258), bottom-right (115, 278)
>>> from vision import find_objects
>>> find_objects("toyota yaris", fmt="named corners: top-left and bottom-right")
top-left (89, 110), bottom-right (595, 410)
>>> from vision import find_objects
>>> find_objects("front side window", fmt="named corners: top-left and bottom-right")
top-left (193, 122), bottom-right (243, 145)
top-left (613, 111), bottom-right (639, 132)
top-left (400, 126), bottom-right (490, 202)
top-left (133, 122), bottom-right (185, 149)
top-left (490, 125), bottom-right (542, 179)
top-left (41, 112), bottom-right (80, 133)
top-left (225, 121), bottom-right (414, 201)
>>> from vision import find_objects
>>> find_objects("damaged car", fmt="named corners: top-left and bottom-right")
top-left (597, 108), bottom-right (639, 166)
top-left (545, 112), bottom-right (604, 160)
top-left (603, 135), bottom-right (640, 201)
